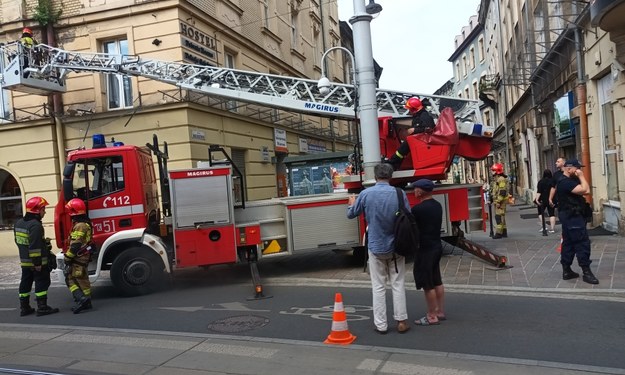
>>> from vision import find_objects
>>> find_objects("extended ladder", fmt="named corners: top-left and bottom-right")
top-left (1, 43), bottom-right (489, 135)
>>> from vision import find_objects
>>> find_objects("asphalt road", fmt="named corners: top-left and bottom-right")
top-left (1, 279), bottom-right (624, 371)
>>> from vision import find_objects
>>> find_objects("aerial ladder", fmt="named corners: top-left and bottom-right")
top-left (0, 42), bottom-right (509, 269)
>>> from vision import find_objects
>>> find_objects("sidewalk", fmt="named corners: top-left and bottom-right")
top-left (1, 324), bottom-right (623, 375)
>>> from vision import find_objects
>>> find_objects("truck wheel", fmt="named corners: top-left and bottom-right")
top-left (110, 247), bottom-right (165, 296)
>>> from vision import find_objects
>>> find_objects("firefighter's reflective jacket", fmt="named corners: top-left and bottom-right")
top-left (14, 214), bottom-right (48, 267)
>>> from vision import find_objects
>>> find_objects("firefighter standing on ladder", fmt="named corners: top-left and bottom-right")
top-left (490, 163), bottom-right (509, 239)
top-left (63, 198), bottom-right (94, 314)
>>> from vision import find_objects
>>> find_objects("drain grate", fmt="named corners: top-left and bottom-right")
top-left (208, 315), bottom-right (270, 333)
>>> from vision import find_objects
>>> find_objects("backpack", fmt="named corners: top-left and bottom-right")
top-left (393, 188), bottom-right (420, 257)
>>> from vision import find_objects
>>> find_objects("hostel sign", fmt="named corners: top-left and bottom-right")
top-left (180, 21), bottom-right (217, 65)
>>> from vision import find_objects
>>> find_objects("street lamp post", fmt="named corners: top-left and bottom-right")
top-left (317, 1), bottom-right (382, 185)
top-left (349, 0), bottom-right (382, 185)
top-left (317, 47), bottom-right (357, 97)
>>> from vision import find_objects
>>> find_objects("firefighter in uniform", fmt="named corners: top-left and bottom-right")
top-left (14, 196), bottom-right (59, 316)
top-left (19, 27), bottom-right (38, 77)
top-left (63, 198), bottom-right (94, 314)
top-left (387, 97), bottom-right (436, 170)
top-left (490, 163), bottom-right (509, 239)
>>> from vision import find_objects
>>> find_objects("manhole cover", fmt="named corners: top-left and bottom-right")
top-left (208, 315), bottom-right (269, 333)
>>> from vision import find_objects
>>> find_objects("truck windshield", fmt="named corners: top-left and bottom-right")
top-left (74, 156), bottom-right (124, 200)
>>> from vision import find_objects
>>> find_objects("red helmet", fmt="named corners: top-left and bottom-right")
top-left (22, 27), bottom-right (32, 35)
top-left (65, 198), bottom-right (87, 216)
top-left (491, 163), bottom-right (504, 174)
top-left (404, 97), bottom-right (423, 112)
top-left (25, 196), bottom-right (49, 214)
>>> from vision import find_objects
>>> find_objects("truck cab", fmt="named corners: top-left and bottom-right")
top-left (54, 140), bottom-right (160, 253)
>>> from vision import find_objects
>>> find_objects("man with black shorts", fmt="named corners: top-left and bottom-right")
top-left (410, 179), bottom-right (445, 326)
top-left (534, 169), bottom-right (556, 233)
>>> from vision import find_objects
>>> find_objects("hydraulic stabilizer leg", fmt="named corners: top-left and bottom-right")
top-left (443, 223), bottom-right (511, 269)
top-left (240, 246), bottom-right (273, 300)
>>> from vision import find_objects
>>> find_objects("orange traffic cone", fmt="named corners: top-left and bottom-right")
top-left (556, 235), bottom-right (563, 253)
top-left (324, 292), bottom-right (356, 345)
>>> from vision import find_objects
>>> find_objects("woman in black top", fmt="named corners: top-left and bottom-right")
top-left (534, 169), bottom-right (556, 233)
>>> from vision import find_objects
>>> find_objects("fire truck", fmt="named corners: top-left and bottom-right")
top-left (1, 43), bottom-right (507, 297)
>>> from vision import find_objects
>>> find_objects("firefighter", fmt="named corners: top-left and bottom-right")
top-left (386, 97), bottom-right (436, 170)
top-left (490, 163), bottom-right (509, 239)
top-left (63, 198), bottom-right (94, 314)
top-left (19, 27), bottom-right (39, 77)
top-left (14, 196), bottom-right (59, 317)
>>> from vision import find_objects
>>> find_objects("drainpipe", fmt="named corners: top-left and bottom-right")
top-left (46, 24), bottom-right (66, 182)
top-left (575, 27), bottom-right (592, 205)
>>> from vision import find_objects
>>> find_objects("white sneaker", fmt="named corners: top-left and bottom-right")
top-left (538, 228), bottom-right (546, 232)
top-left (549, 230), bottom-right (556, 233)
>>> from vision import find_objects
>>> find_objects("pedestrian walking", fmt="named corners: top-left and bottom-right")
top-left (555, 159), bottom-right (599, 284)
top-left (534, 169), bottom-right (556, 233)
top-left (347, 163), bottom-right (410, 334)
top-left (63, 198), bottom-right (94, 313)
top-left (410, 179), bottom-right (446, 326)
top-left (490, 163), bottom-right (509, 239)
top-left (548, 157), bottom-right (566, 208)
top-left (14, 196), bottom-right (59, 317)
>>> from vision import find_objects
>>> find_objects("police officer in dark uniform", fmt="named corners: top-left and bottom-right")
top-left (387, 97), bottom-right (435, 170)
top-left (555, 159), bottom-right (598, 284)
top-left (14, 196), bottom-right (59, 316)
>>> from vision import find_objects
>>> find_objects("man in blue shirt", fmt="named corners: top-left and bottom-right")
top-left (347, 163), bottom-right (410, 334)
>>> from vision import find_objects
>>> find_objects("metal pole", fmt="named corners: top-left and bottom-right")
top-left (350, 0), bottom-right (381, 185)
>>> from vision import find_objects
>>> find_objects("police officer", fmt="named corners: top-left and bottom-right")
top-left (490, 163), bottom-right (509, 239)
top-left (14, 196), bottom-right (59, 317)
top-left (387, 97), bottom-right (435, 170)
top-left (555, 159), bottom-right (598, 284)
top-left (63, 198), bottom-right (94, 313)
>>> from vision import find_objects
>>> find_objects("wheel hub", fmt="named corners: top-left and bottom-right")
top-left (124, 260), bottom-right (151, 285)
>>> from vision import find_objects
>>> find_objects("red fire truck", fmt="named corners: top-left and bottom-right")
top-left (1, 43), bottom-right (506, 296)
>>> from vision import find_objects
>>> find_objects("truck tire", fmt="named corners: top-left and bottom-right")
top-left (110, 247), bottom-right (165, 296)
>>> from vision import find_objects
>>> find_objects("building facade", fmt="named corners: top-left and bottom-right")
top-left (448, 12), bottom-right (491, 185)
top-left (0, 0), bottom-right (357, 233)
top-left (479, 0), bottom-right (624, 234)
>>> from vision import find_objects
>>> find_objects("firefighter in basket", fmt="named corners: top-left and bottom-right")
top-left (490, 163), bottom-right (509, 239)
top-left (63, 198), bottom-right (95, 314)
top-left (386, 97), bottom-right (435, 170)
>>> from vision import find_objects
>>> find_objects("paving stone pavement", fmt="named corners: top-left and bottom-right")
top-left (0, 204), bottom-right (623, 294)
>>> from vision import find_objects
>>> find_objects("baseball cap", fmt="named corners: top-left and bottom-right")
top-left (413, 179), bottom-right (435, 192)
top-left (564, 159), bottom-right (583, 168)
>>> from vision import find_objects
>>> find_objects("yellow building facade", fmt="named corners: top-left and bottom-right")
top-left (0, 0), bottom-right (356, 240)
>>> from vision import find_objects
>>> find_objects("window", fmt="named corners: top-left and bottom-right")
top-left (455, 62), bottom-right (461, 82)
top-left (462, 55), bottom-right (467, 77)
top-left (73, 156), bottom-right (125, 201)
top-left (478, 37), bottom-right (485, 62)
top-left (224, 51), bottom-right (238, 112)
top-left (291, 11), bottom-right (299, 49)
top-left (313, 27), bottom-right (321, 67)
top-left (0, 171), bottom-right (21, 230)
top-left (469, 47), bottom-right (475, 70)
top-left (261, 0), bottom-right (269, 28)
top-left (472, 81), bottom-right (479, 99)
top-left (103, 39), bottom-right (133, 110)
top-left (598, 75), bottom-right (620, 201)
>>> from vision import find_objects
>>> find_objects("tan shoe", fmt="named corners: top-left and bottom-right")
top-left (397, 320), bottom-right (410, 334)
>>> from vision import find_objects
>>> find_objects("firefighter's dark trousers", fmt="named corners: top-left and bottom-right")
top-left (19, 267), bottom-right (51, 299)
